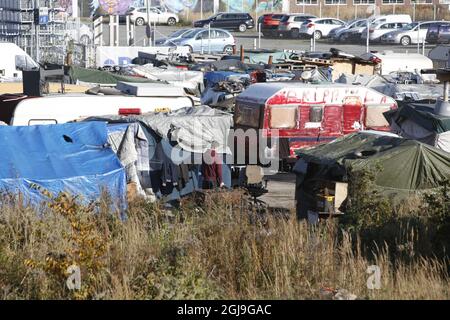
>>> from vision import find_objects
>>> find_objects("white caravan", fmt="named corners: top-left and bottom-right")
top-left (10, 82), bottom-right (195, 126)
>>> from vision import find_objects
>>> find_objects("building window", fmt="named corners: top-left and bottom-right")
top-left (296, 0), bottom-right (319, 5)
top-left (412, 0), bottom-right (433, 3)
top-left (324, 0), bottom-right (347, 4)
top-left (382, 0), bottom-right (405, 4)
top-left (439, 0), bottom-right (450, 4)
top-left (353, 0), bottom-right (376, 4)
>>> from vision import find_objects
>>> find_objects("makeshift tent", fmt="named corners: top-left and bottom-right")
top-left (0, 122), bottom-right (127, 209)
top-left (385, 101), bottom-right (450, 152)
top-left (294, 132), bottom-right (450, 218)
top-left (84, 107), bottom-right (234, 201)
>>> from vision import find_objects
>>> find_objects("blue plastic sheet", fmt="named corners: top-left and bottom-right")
top-left (0, 122), bottom-right (127, 210)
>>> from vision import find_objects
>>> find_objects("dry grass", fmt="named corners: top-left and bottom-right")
top-left (0, 188), bottom-right (448, 300)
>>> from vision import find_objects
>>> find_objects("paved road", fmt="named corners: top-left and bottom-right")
top-left (107, 25), bottom-right (433, 56)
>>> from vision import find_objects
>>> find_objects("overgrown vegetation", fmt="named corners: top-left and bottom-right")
top-left (0, 180), bottom-right (448, 299)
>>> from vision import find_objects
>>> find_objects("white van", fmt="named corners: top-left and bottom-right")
top-left (10, 82), bottom-right (195, 126)
top-left (369, 14), bottom-right (412, 25)
top-left (0, 42), bottom-right (39, 81)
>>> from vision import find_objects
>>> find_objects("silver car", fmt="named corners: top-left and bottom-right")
top-left (361, 22), bottom-right (410, 42)
top-left (329, 19), bottom-right (367, 42)
top-left (380, 21), bottom-right (448, 46)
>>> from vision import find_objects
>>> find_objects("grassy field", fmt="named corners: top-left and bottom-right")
top-left (0, 181), bottom-right (448, 300)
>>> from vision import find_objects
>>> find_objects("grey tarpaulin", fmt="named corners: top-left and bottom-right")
top-left (86, 106), bottom-right (233, 155)
top-left (139, 106), bottom-right (233, 154)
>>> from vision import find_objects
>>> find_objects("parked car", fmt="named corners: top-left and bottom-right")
top-left (261, 13), bottom-right (287, 37)
top-left (193, 12), bottom-right (254, 32)
top-left (329, 19), bottom-right (367, 42)
top-left (361, 22), bottom-right (410, 43)
top-left (129, 6), bottom-right (179, 26)
top-left (299, 18), bottom-right (345, 40)
top-left (426, 22), bottom-right (450, 44)
top-left (338, 15), bottom-right (412, 42)
top-left (168, 28), bottom-right (235, 54)
top-left (154, 28), bottom-right (191, 46)
top-left (381, 21), bottom-right (447, 46)
top-left (277, 13), bottom-right (317, 38)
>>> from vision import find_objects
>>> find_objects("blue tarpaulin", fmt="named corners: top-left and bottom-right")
top-left (0, 122), bottom-right (127, 210)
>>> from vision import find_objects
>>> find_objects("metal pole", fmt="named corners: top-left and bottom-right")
top-left (422, 37), bottom-right (425, 56)
top-left (126, 15), bottom-right (130, 46)
top-left (115, 15), bottom-right (119, 46)
top-left (34, 0), bottom-right (40, 62)
top-left (208, 24), bottom-right (211, 54)
top-left (319, 2), bottom-right (322, 18)
top-left (146, 0), bottom-right (151, 44)
top-left (242, 0), bottom-right (244, 13)
top-left (413, 3), bottom-right (415, 22)
top-left (258, 23), bottom-right (261, 49)
top-left (417, 24), bottom-right (420, 54)
top-left (313, 25), bottom-right (316, 51)
top-left (201, 0), bottom-right (203, 20)
top-left (444, 81), bottom-right (449, 102)
top-left (154, 20), bottom-right (156, 46)
top-left (337, 1), bottom-right (339, 20)
top-left (109, 14), bottom-right (114, 46)
top-left (366, 19), bottom-right (369, 53)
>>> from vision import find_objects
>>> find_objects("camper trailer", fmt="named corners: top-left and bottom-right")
top-left (360, 51), bottom-right (434, 76)
top-left (234, 83), bottom-right (397, 161)
top-left (0, 43), bottom-right (39, 81)
top-left (1, 82), bottom-right (195, 126)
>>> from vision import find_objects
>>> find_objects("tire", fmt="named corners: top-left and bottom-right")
top-left (135, 17), bottom-right (145, 26)
top-left (203, 23), bottom-right (210, 29)
top-left (223, 45), bottom-right (233, 55)
top-left (338, 34), bottom-right (346, 42)
top-left (290, 28), bottom-right (299, 39)
top-left (400, 36), bottom-right (411, 46)
top-left (167, 17), bottom-right (176, 26)
top-left (313, 30), bottom-right (322, 40)
top-left (184, 45), bottom-right (193, 53)
top-left (238, 24), bottom-right (247, 32)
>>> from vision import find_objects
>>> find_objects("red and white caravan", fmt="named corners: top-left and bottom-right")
top-left (234, 82), bottom-right (397, 159)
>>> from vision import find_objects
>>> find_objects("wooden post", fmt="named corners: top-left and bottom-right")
top-left (240, 45), bottom-right (244, 62)
top-left (232, 45), bottom-right (237, 55)
top-left (268, 55), bottom-right (273, 65)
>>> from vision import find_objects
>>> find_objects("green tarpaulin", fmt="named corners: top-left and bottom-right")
top-left (385, 101), bottom-right (450, 134)
top-left (69, 66), bottom-right (160, 85)
top-left (295, 132), bottom-right (450, 192)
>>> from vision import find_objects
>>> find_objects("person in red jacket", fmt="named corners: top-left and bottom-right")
top-left (202, 148), bottom-right (225, 189)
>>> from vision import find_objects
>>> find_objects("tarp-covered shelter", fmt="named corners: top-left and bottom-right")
top-left (385, 101), bottom-right (450, 152)
top-left (0, 122), bottom-right (127, 209)
top-left (84, 106), bottom-right (233, 202)
top-left (294, 132), bottom-right (450, 219)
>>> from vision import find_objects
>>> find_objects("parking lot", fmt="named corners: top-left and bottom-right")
top-left (109, 24), bottom-right (433, 56)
